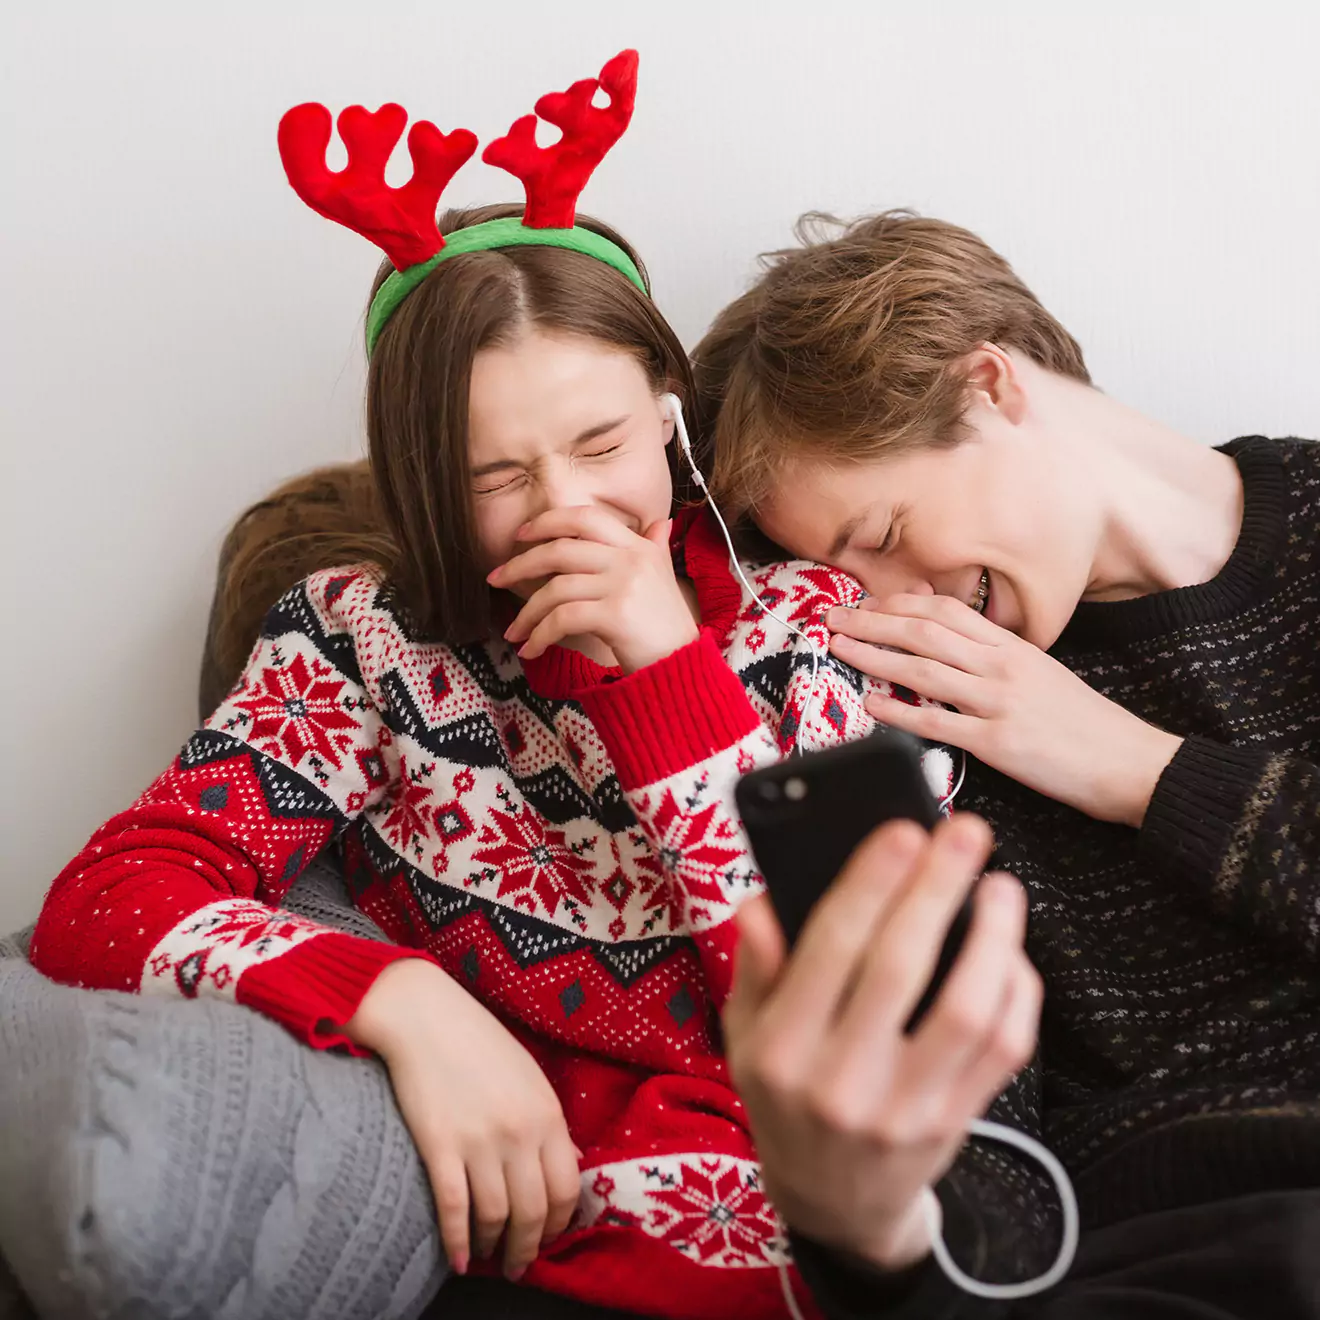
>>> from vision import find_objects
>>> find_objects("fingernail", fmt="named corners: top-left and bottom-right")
top-left (951, 820), bottom-right (987, 852)
top-left (453, 1253), bottom-right (468, 1275)
top-left (984, 873), bottom-right (1022, 905)
top-left (879, 820), bottom-right (924, 864)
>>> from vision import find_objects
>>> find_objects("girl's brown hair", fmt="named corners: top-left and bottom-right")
top-left (201, 203), bottom-right (692, 714)
top-left (199, 458), bottom-right (387, 717)
top-left (368, 202), bottom-right (695, 643)
top-left (695, 210), bottom-right (1090, 520)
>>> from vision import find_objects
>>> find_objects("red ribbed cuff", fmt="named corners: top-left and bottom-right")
top-left (237, 931), bottom-right (434, 1054)
top-left (576, 630), bottom-right (760, 789)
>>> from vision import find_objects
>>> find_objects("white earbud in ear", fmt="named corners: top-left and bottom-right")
top-left (659, 392), bottom-right (695, 464)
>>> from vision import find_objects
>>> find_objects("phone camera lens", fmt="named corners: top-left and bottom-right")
top-left (755, 780), bottom-right (781, 804)
top-left (784, 776), bottom-right (808, 802)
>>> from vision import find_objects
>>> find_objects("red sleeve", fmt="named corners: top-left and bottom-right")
top-left (576, 629), bottom-right (762, 787)
top-left (29, 572), bottom-right (434, 1051)
top-left (574, 632), bottom-right (769, 1008)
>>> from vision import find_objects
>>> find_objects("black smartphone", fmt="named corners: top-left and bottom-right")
top-left (735, 729), bottom-right (975, 1032)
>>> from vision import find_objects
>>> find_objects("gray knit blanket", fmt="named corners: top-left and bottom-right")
top-left (0, 861), bottom-right (447, 1320)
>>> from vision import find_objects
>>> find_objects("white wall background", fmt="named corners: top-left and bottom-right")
top-left (3, 1), bottom-right (1318, 931)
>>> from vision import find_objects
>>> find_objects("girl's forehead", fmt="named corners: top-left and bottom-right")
top-left (468, 333), bottom-right (651, 452)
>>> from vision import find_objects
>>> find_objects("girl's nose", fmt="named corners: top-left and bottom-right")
top-left (535, 458), bottom-right (591, 514)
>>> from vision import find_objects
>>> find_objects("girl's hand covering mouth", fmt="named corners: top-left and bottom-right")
top-left (490, 505), bottom-right (699, 673)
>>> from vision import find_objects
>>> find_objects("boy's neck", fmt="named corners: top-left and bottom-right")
top-left (1052, 383), bottom-right (1246, 601)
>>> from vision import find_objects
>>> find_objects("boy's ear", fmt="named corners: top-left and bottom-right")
top-left (962, 343), bottom-right (1028, 426)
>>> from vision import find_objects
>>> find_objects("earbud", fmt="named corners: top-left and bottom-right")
top-left (658, 392), bottom-right (695, 465)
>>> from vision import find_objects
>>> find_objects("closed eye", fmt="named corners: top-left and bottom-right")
top-left (473, 433), bottom-right (625, 494)
top-left (473, 472), bottom-right (525, 495)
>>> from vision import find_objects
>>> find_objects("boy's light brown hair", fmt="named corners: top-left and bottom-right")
top-left (694, 210), bottom-right (1091, 520)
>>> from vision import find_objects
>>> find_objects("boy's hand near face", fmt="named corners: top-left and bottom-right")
top-left (489, 506), bottom-right (700, 673)
top-left (826, 594), bottom-right (1182, 827)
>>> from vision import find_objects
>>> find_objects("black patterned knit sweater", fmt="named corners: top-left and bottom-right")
top-left (798, 436), bottom-right (1320, 1319)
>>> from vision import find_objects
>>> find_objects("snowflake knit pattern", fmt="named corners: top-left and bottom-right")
top-left (32, 508), bottom-right (952, 1320)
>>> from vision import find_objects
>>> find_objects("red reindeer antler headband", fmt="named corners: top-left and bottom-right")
top-left (278, 50), bottom-right (645, 356)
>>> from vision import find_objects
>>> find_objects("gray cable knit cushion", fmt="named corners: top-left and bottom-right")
top-left (0, 858), bottom-right (447, 1320)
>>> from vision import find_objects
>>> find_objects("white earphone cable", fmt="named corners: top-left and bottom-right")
top-left (923, 1118), bottom-right (1080, 1299)
top-left (663, 394), bottom-right (1077, 1303)
top-left (940, 747), bottom-right (968, 812)
top-left (779, 1260), bottom-right (808, 1320)
top-left (666, 396), bottom-right (825, 753)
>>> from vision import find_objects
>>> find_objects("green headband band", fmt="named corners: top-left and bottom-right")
top-left (365, 217), bottom-right (648, 356)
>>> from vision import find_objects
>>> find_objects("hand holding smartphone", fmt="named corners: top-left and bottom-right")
top-left (726, 733), bottom-right (1060, 1294)
top-left (735, 729), bottom-right (976, 1031)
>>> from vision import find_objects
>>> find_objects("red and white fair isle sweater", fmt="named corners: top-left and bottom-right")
top-left (32, 510), bottom-right (951, 1320)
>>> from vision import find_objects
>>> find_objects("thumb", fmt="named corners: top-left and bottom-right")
top-left (643, 517), bottom-right (674, 549)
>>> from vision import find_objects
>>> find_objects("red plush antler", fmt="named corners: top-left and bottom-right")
top-left (482, 49), bottom-right (639, 229)
top-left (278, 103), bottom-right (478, 270)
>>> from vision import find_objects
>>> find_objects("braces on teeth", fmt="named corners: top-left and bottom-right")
top-left (972, 568), bottom-right (989, 613)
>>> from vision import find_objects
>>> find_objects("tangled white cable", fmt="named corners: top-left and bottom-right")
top-left (923, 1118), bottom-right (1079, 1298)
top-left (777, 1116), bottom-right (1079, 1320)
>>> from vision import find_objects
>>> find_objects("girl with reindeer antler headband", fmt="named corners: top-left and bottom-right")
top-left (31, 50), bottom-right (958, 1319)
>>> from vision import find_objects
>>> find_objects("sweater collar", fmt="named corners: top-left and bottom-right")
top-left (519, 506), bottom-right (744, 699)
top-left (1055, 436), bottom-right (1288, 651)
